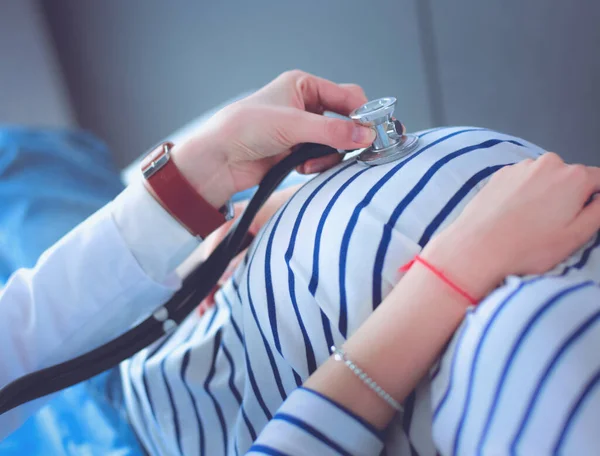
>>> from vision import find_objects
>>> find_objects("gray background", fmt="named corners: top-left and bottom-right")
top-left (2, 0), bottom-right (599, 167)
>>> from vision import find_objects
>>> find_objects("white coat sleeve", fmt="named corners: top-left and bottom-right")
top-left (0, 180), bottom-right (201, 439)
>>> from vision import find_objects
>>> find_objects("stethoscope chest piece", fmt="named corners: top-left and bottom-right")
top-left (349, 97), bottom-right (419, 166)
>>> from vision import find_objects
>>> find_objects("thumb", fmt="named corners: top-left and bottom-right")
top-left (282, 110), bottom-right (376, 150)
top-left (568, 195), bottom-right (600, 247)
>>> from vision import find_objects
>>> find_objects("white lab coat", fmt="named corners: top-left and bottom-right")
top-left (0, 181), bottom-right (198, 439)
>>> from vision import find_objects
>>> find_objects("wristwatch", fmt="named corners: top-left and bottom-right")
top-left (141, 141), bottom-right (234, 240)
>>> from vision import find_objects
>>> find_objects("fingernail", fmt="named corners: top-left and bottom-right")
top-left (352, 125), bottom-right (376, 144)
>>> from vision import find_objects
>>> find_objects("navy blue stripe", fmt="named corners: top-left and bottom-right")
top-left (261, 174), bottom-right (343, 379)
top-left (127, 360), bottom-right (162, 456)
top-left (221, 341), bottom-right (243, 404)
top-left (243, 212), bottom-right (294, 401)
top-left (221, 291), bottom-right (244, 343)
top-left (560, 232), bottom-right (600, 277)
top-left (300, 387), bottom-right (385, 441)
top-left (280, 163), bottom-right (356, 376)
top-left (220, 287), bottom-right (259, 441)
top-left (553, 367), bottom-right (600, 453)
top-left (273, 412), bottom-right (352, 456)
top-left (436, 276), bottom-right (547, 454)
top-left (418, 164), bottom-right (508, 247)
top-left (264, 206), bottom-right (293, 353)
top-left (309, 166), bottom-right (370, 344)
top-left (292, 369), bottom-right (303, 388)
top-left (245, 257), bottom-right (289, 402)
top-left (221, 339), bottom-right (259, 445)
top-left (511, 307), bottom-right (600, 452)
top-left (320, 310), bottom-right (334, 364)
top-left (417, 126), bottom-right (446, 137)
top-left (202, 329), bottom-right (229, 455)
top-left (308, 164), bottom-right (368, 295)
top-left (431, 319), bottom-right (471, 416)
top-left (180, 349), bottom-right (206, 456)
top-left (371, 139), bottom-right (522, 309)
top-left (242, 405), bottom-right (258, 441)
top-left (231, 278), bottom-right (276, 421)
top-left (475, 281), bottom-right (593, 453)
top-left (248, 444), bottom-right (292, 456)
top-left (418, 126), bottom-right (484, 139)
top-left (222, 342), bottom-right (259, 450)
top-left (141, 336), bottom-right (174, 428)
top-left (337, 129), bottom-right (500, 336)
top-left (243, 347), bottom-right (273, 420)
top-left (204, 305), bottom-right (219, 334)
top-left (163, 324), bottom-right (198, 456)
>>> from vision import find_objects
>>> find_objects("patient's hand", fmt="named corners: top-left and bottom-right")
top-left (198, 184), bottom-right (301, 315)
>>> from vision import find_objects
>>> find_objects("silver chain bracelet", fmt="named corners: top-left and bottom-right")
top-left (330, 346), bottom-right (403, 413)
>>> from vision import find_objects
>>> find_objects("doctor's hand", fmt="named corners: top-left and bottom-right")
top-left (170, 70), bottom-right (374, 209)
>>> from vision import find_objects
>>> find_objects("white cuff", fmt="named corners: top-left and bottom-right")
top-left (111, 180), bottom-right (200, 282)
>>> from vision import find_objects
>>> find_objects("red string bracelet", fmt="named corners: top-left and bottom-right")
top-left (399, 255), bottom-right (478, 305)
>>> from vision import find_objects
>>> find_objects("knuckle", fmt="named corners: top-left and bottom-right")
top-left (283, 69), bottom-right (306, 82)
top-left (530, 152), bottom-right (565, 179)
top-left (512, 158), bottom-right (533, 171)
top-left (568, 163), bottom-right (588, 179)
top-left (345, 83), bottom-right (366, 97)
top-left (538, 151), bottom-right (563, 167)
top-left (495, 162), bottom-right (518, 177)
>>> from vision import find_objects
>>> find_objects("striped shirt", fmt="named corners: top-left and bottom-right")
top-left (121, 127), bottom-right (600, 455)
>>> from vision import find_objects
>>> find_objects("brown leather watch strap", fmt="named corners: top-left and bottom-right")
top-left (141, 142), bottom-right (226, 239)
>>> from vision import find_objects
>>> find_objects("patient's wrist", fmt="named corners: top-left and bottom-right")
top-left (421, 227), bottom-right (504, 301)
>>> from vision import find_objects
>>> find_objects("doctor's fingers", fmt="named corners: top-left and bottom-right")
top-left (284, 71), bottom-right (368, 115)
top-left (280, 109), bottom-right (375, 151)
top-left (255, 71), bottom-right (368, 115)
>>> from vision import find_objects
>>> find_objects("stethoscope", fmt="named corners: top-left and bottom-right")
top-left (0, 97), bottom-right (419, 415)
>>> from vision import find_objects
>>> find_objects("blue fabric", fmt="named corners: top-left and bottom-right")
top-left (0, 127), bottom-right (146, 456)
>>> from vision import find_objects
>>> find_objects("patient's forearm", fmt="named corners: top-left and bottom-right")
top-left (303, 224), bottom-right (497, 430)
top-left (304, 248), bottom-right (470, 430)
